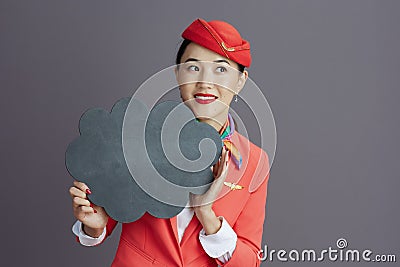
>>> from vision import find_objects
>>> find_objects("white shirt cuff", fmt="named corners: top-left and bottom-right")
top-left (72, 220), bottom-right (106, 246)
top-left (199, 216), bottom-right (237, 260)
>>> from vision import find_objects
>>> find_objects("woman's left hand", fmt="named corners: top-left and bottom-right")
top-left (189, 146), bottom-right (230, 234)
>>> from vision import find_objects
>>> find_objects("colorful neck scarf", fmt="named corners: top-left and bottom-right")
top-left (195, 114), bottom-right (242, 169)
top-left (219, 113), bottom-right (242, 169)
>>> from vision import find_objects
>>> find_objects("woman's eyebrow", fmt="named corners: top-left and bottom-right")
top-left (184, 58), bottom-right (231, 65)
top-left (213, 59), bottom-right (231, 65)
top-left (184, 58), bottom-right (199, 63)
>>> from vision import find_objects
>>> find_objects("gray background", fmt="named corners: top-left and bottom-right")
top-left (1, 0), bottom-right (399, 266)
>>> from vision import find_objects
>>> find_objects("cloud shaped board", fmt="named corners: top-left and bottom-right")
top-left (65, 97), bottom-right (222, 222)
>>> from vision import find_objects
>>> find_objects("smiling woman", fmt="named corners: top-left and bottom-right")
top-left (69, 18), bottom-right (271, 267)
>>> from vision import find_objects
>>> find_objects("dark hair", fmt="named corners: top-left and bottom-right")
top-left (175, 39), bottom-right (245, 73)
top-left (176, 39), bottom-right (241, 131)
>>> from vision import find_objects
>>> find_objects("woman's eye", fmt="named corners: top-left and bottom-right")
top-left (216, 66), bottom-right (227, 73)
top-left (188, 65), bottom-right (199, 71)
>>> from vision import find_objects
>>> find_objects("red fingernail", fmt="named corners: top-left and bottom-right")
top-left (93, 209), bottom-right (97, 213)
top-left (86, 189), bottom-right (92, 195)
top-left (90, 203), bottom-right (93, 208)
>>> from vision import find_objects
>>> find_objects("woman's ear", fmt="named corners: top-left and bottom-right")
top-left (236, 70), bottom-right (248, 94)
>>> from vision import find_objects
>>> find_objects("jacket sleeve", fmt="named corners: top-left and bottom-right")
top-left (97, 216), bottom-right (119, 245)
top-left (215, 152), bottom-right (271, 267)
top-left (104, 216), bottom-right (118, 239)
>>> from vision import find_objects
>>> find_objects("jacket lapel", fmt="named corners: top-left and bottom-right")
top-left (169, 216), bottom-right (180, 245)
top-left (179, 214), bottom-right (201, 246)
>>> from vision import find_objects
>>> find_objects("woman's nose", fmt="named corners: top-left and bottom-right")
top-left (197, 80), bottom-right (214, 89)
top-left (197, 70), bottom-right (215, 88)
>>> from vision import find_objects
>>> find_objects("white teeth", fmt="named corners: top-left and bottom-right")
top-left (195, 96), bottom-right (216, 100)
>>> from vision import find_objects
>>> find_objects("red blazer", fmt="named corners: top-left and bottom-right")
top-left (104, 132), bottom-right (270, 266)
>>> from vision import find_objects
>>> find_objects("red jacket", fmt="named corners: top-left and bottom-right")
top-left (104, 132), bottom-right (270, 266)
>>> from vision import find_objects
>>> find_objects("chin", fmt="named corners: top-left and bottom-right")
top-left (187, 106), bottom-right (213, 119)
top-left (193, 108), bottom-right (226, 124)
top-left (183, 98), bottom-right (226, 121)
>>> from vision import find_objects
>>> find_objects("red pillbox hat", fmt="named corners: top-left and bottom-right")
top-left (182, 18), bottom-right (252, 67)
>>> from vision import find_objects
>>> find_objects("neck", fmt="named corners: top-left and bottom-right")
top-left (197, 110), bottom-right (229, 132)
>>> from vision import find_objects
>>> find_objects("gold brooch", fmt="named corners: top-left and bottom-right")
top-left (224, 182), bottom-right (244, 191)
top-left (221, 42), bottom-right (235, 52)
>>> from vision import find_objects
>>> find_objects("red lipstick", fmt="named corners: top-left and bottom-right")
top-left (194, 93), bottom-right (218, 104)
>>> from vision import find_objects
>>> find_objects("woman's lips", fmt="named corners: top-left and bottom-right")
top-left (194, 93), bottom-right (218, 104)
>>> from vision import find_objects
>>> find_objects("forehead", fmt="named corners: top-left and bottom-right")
top-left (181, 42), bottom-right (236, 64)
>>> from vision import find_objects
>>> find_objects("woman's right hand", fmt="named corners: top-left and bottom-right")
top-left (69, 181), bottom-right (108, 237)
